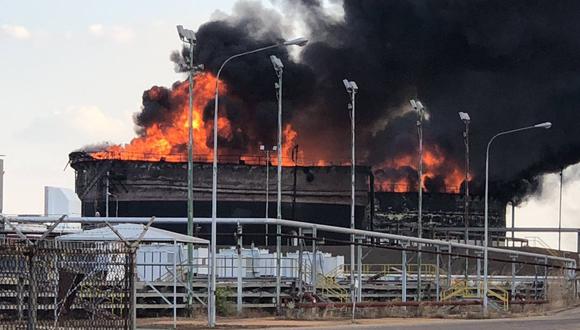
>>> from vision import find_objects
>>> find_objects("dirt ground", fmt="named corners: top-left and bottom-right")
top-left (137, 304), bottom-right (580, 329)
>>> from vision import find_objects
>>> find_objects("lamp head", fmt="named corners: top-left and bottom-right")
top-left (416, 101), bottom-right (424, 111)
top-left (343, 79), bottom-right (358, 92)
top-left (283, 37), bottom-right (308, 47)
top-left (459, 112), bottom-right (471, 122)
top-left (176, 25), bottom-right (196, 43)
top-left (410, 99), bottom-right (425, 112)
top-left (534, 122), bottom-right (552, 129)
top-left (270, 55), bottom-right (284, 70)
top-left (349, 81), bottom-right (358, 91)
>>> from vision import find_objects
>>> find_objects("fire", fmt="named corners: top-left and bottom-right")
top-left (88, 71), bottom-right (466, 191)
top-left (374, 146), bottom-right (466, 193)
top-left (91, 72), bottom-right (299, 164)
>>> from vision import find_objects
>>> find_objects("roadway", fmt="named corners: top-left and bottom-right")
top-left (265, 306), bottom-right (580, 330)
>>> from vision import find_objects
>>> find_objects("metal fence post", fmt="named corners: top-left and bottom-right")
top-left (276, 223), bottom-right (281, 313)
top-left (447, 243), bottom-right (452, 288)
top-left (173, 242), bottom-right (177, 329)
top-left (131, 247), bottom-right (137, 330)
top-left (476, 253), bottom-right (481, 298)
top-left (27, 247), bottom-right (37, 330)
top-left (402, 244), bottom-right (407, 303)
top-left (511, 256), bottom-right (517, 299)
top-left (237, 224), bottom-right (243, 315)
top-left (356, 236), bottom-right (363, 302)
top-left (435, 245), bottom-right (440, 301)
top-left (298, 227), bottom-right (303, 296)
top-left (543, 256), bottom-right (548, 300)
top-left (312, 227), bottom-right (317, 296)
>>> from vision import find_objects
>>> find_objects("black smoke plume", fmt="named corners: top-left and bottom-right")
top-left (161, 0), bottom-right (580, 203)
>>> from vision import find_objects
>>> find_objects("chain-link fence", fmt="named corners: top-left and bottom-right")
top-left (0, 239), bottom-right (134, 329)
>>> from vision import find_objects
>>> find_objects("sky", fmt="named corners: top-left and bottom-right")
top-left (1, 0), bottom-right (578, 251)
top-left (0, 0), bottom-right (239, 213)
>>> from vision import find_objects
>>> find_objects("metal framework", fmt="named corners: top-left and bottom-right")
top-left (2, 215), bottom-right (577, 323)
top-left (0, 232), bottom-right (134, 329)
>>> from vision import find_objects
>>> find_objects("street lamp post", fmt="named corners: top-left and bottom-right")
top-left (459, 111), bottom-right (471, 279)
top-left (210, 37), bottom-right (307, 327)
top-left (483, 121), bottom-right (552, 316)
top-left (176, 24), bottom-right (199, 309)
top-left (270, 55), bottom-right (285, 314)
top-left (343, 79), bottom-right (358, 306)
top-left (410, 99), bottom-right (425, 301)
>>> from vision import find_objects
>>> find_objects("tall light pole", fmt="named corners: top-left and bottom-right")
top-left (410, 99), bottom-right (425, 301)
top-left (210, 37), bottom-right (307, 327)
top-left (260, 144), bottom-right (277, 246)
top-left (483, 121), bottom-right (552, 316)
top-left (270, 54), bottom-right (285, 314)
top-left (459, 111), bottom-right (471, 279)
top-left (176, 24), bottom-right (199, 309)
top-left (343, 79), bottom-right (358, 305)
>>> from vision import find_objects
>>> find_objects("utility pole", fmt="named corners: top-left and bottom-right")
top-left (343, 79), bottom-right (358, 306)
top-left (271, 55), bottom-right (284, 315)
top-left (483, 121), bottom-right (552, 316)
top-left (410, 99), bottom-right (425, 301)
top-left (210, 37), bottom-right (307, 328)
top-left (176, 24), bottom-right (199, 311)
top-left (459, 112), bottom-right (471, 278)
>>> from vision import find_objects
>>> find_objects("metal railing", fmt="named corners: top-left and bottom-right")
top-left (343, 263), bottom-right (446, 277)
top-left (138, 254), bottom-right (298, 282)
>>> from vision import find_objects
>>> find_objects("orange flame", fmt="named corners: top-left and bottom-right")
top-left (91, 72), bottom-right (299, 165)
top-left (88, 72), bottom-right (466, 191)
top-left (375, 146), bottom-right (466, 193)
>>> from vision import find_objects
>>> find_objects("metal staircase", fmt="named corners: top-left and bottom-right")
top-left (440, 279), bottom-right (509, 311)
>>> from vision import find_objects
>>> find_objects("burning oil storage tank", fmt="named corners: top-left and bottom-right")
top-left (69, 152), bottom-right (370, 244)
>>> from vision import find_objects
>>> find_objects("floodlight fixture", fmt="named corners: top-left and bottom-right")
top-left (176, 25), bottom-right (196, 43)
top-left (459, 112), bottom-right (471, 122)
top-left (343, 79), bottom-right (358, 92)
top-left (410, 99), bottom-right (425, 112)
top-left (416, 101), bottom-right (424, 111)
top-left (343, 79), bottom-right (350, 90)
top-left (349, 81), bottom-right (358, 91)
top-left (270, 55), bottom-right (284, 70)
